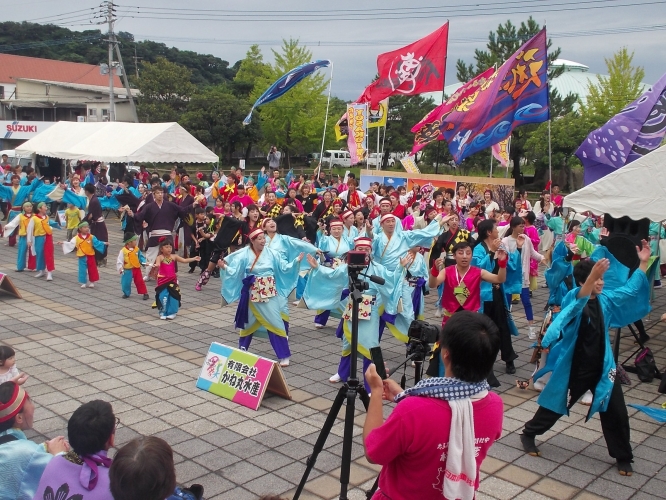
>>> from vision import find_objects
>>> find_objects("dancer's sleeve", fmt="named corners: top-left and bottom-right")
top-left (116, 249), bottom-right (125, 273)
top-left (302, 264), bottom-right (347, 310)
top-left (61, 237), bottom-right (78, 254)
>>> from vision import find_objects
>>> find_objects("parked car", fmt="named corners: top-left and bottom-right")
top-left (306, 152), bottom-right (321, 166)
top-left (367, 153), bottom-right (395, 167)
top-left (321, 150), bottom-right (352, 168)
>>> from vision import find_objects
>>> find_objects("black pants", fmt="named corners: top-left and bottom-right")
top-left (484, 294), bottom-right (517, 363)
top-left (524, 378), bottom-right (632, 461)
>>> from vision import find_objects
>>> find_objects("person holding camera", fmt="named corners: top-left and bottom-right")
top-left (521, 242), bottom-right (652, 477)
top-left (267, 146), bottom-right (281, 172)
top-left (303, 236), bottom-right (413, 389)
top-left (364, 311), bottom-right (504, 500)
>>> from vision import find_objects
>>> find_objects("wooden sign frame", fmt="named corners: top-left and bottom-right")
top-left (0, 273), bottom-right (22, 299)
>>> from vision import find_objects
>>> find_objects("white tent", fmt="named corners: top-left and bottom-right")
top-left (563, 145), bottom-right (666, 221)
top-left (15, 121), bottom-right (218, 164)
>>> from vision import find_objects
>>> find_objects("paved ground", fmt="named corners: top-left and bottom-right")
top-left (1, 218), bottom-right (665, 500)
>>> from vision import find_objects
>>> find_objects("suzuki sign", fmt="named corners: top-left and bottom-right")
top-left (2, 121), bottom-right (55, 140)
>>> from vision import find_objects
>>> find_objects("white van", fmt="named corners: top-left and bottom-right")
top-left (321, 150), bottom-right (352, 168)
top-left (367, 153), bottom-right (395, 167)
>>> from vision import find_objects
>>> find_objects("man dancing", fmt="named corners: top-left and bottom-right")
top-left (520, 241), bottom-right (652, 477)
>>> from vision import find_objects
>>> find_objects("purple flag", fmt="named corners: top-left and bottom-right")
top-left (577, 71), bottom-right (666, 185)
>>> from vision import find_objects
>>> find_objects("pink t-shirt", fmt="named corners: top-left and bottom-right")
top-left (366, 392), bottom-right (503, 500)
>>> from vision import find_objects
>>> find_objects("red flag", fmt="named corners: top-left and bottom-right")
top-left (410, 66), bottom-right (496, 155)
top-left (367, 23), bottom-right (448, 107)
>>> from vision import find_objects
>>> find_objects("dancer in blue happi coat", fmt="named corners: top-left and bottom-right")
top-left (219, 227), bottom-right (303, 367)
top-left (521, 241), bottom-right (652, 477)
top-left (303, 236), bottom-right (411, 389)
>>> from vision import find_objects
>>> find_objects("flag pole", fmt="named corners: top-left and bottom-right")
top-left (376, 119), bottom-right (381, 171)
top-left (435, 23), bottom-right (449, 175)
top-left (505, 137), bottom-right (511, 178)
top-left (318, 62), bottom-right (334, 179)
top-left (548, 118), bottom-right (552, 193)
top-left (490, 150), bottom-right (494, 178)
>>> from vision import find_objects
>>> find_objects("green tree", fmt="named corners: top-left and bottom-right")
top-left (134, 57), bottom-right (197, 123)
top-left (581, 47), bottom-right (645, 125)
top-left (180, 85), bottom-right (259, 163)
top-left (232, 44), bottom-right (272, 98)
top-left (251, 39), bottom-right (330, 167)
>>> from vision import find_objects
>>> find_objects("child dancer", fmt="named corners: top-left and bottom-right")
top-left (11, 202), bottom-right (37, 272)
top-left (26, 202), bottom-right (58, 281)
top-left (153, 238), bottom-right (200, 320)
top-left (117, 234), bottom-right (149, 300)
top-left (0, 345), bottom-right (28, 385)
top-left (64, 203), bottom-right (81, 240)
top-left (59, 222), bottom-right (108, 288)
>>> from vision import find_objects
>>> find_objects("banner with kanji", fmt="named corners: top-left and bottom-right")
top-left (400, 155), bottom-right (421, 174)
top-left (335, 99), bottom-right (388, 141)
top-left (492, 137), bottom-right (511, 167)
top-left (347, 103), bottom-right (368, 165)
top-left (358, 23), bottom-right (448, 108)
top-left (410, 67), bottom-right (496, 155)
top-left (442, 29), bottom-right (549, 164)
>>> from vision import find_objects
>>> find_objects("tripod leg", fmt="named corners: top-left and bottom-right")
top-left (293, 384), bottom-right (347, 500)
top-left (339, 382), bottom-right (360, 500)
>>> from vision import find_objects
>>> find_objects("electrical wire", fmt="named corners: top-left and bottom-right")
top-left (113, 0), bottom-right (665, 21)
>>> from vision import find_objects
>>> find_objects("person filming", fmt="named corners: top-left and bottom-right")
top-left (363, 311), bottom-right (503, 500)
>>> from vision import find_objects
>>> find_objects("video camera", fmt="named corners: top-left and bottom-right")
top-left (346, 250), bottom-right (370, 270)
top-left (406, 320), bottom-right (439, 362)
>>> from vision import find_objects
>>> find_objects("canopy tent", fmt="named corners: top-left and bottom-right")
top-left (563, 145), bottom-right (666, 221)
top-left (15, 121), bottom-right (218, 164)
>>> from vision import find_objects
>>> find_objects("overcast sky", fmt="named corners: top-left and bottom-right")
top-left (5, 0), bottom-right (666, 100)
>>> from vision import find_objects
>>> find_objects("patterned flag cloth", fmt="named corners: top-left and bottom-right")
top-left (491, 137), bottom-right (511, 167)
top-left (410, 67), bottom-right (496, 155)
top-left (358, 23), bottom-right (449, 108)
top-left (442, 29), bottom-right (550, 164)
top-left (243, 60), bottom-right (331, 125)
top-left (576, 71), bottom-right (666, 185)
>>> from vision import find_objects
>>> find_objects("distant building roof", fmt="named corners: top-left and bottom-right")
top-left (0, 53), bottom-right (122, 88)
top-left (17, 78), bottom-right (139, 98)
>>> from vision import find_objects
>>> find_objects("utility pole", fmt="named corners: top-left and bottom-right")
top-left (106, 1), bottom-right (116, 122)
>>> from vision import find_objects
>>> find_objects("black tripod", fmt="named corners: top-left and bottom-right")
top-left (293, 267), bottom-right (383, 500)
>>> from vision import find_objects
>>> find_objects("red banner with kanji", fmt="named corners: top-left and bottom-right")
top-left (359, 23), bottom-right (449, 108)
top-left (410, 66), bottom-right (496, 155)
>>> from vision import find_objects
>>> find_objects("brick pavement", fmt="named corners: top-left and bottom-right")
top-left (0, 218), bottom-right (665, 500)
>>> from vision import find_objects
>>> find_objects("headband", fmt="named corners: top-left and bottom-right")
top-left (77, 221), bottom-right (89, 229)
top-left (329, 220), bottom-right (344, 228)
top-left (354, 237), bottom-right (373, 250)
top-left (380, 214), bottom-right (395, 224)
top-left (124, 234), bottom-right (138, 244)
top-left (379, 199), bottom-right (391, 207)
top-left (249, 228), bottom-right (264, 240)
top-left (341, 210), bottom-right (353, 220)
top-left (261, 218), bottom-right (273, 229)
top-left (332, 199), bottom-right (343, 206)
top-left (0, 384), bottom-right (27, 423)
top-left (37, 202), bottom-right (46, 209)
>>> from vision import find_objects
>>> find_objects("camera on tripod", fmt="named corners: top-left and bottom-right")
top-left (406, 320), bottom-right (439, 361)
top-left (346, 250), bottom-right (370, 270)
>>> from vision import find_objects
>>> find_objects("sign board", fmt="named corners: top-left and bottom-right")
top-left (0, 273), bottom-right (22, 299)
top-left (196, 342), bottom-right (291, 411)
top-left (360, 169), bottom-right (515, 212)
top-left (239, 159), bottom-right (246, 171)
top-left (2, 121), bottom-right (55, 140)
top-left (400, 155), bottom-right (421, 174)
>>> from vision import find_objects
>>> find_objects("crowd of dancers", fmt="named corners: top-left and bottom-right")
top-left (1, 160), bottom-right (660, 476)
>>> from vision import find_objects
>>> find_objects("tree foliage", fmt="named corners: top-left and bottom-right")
top-left (0, 22), bottom-right (236, 87)
top-left (180, 86), bottom-right (260, 163)
top-left (251, 39), bottom-right (330, 166)
top-left (581, 47), bottom-right (645, 125)
top-left (134, 57), bottom-right (197, 123)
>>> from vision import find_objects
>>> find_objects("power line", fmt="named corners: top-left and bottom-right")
top-left (114, 0), bottom-right (663, 21)
top-left (130, 24), bottom-right (666, 48)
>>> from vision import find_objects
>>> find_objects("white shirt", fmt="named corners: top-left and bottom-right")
top-left (502, 234), bottom-right (544, 288)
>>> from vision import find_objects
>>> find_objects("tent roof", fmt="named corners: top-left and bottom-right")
top-left (15, 121), bottom-right (218, 164)
top-left (563, 145), bottom-right (666, 221)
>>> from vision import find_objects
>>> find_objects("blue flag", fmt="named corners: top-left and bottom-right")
top-left (442, 29), bottom-right (549, 164)
top-left (243, 60), bottom-right (331, 125)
